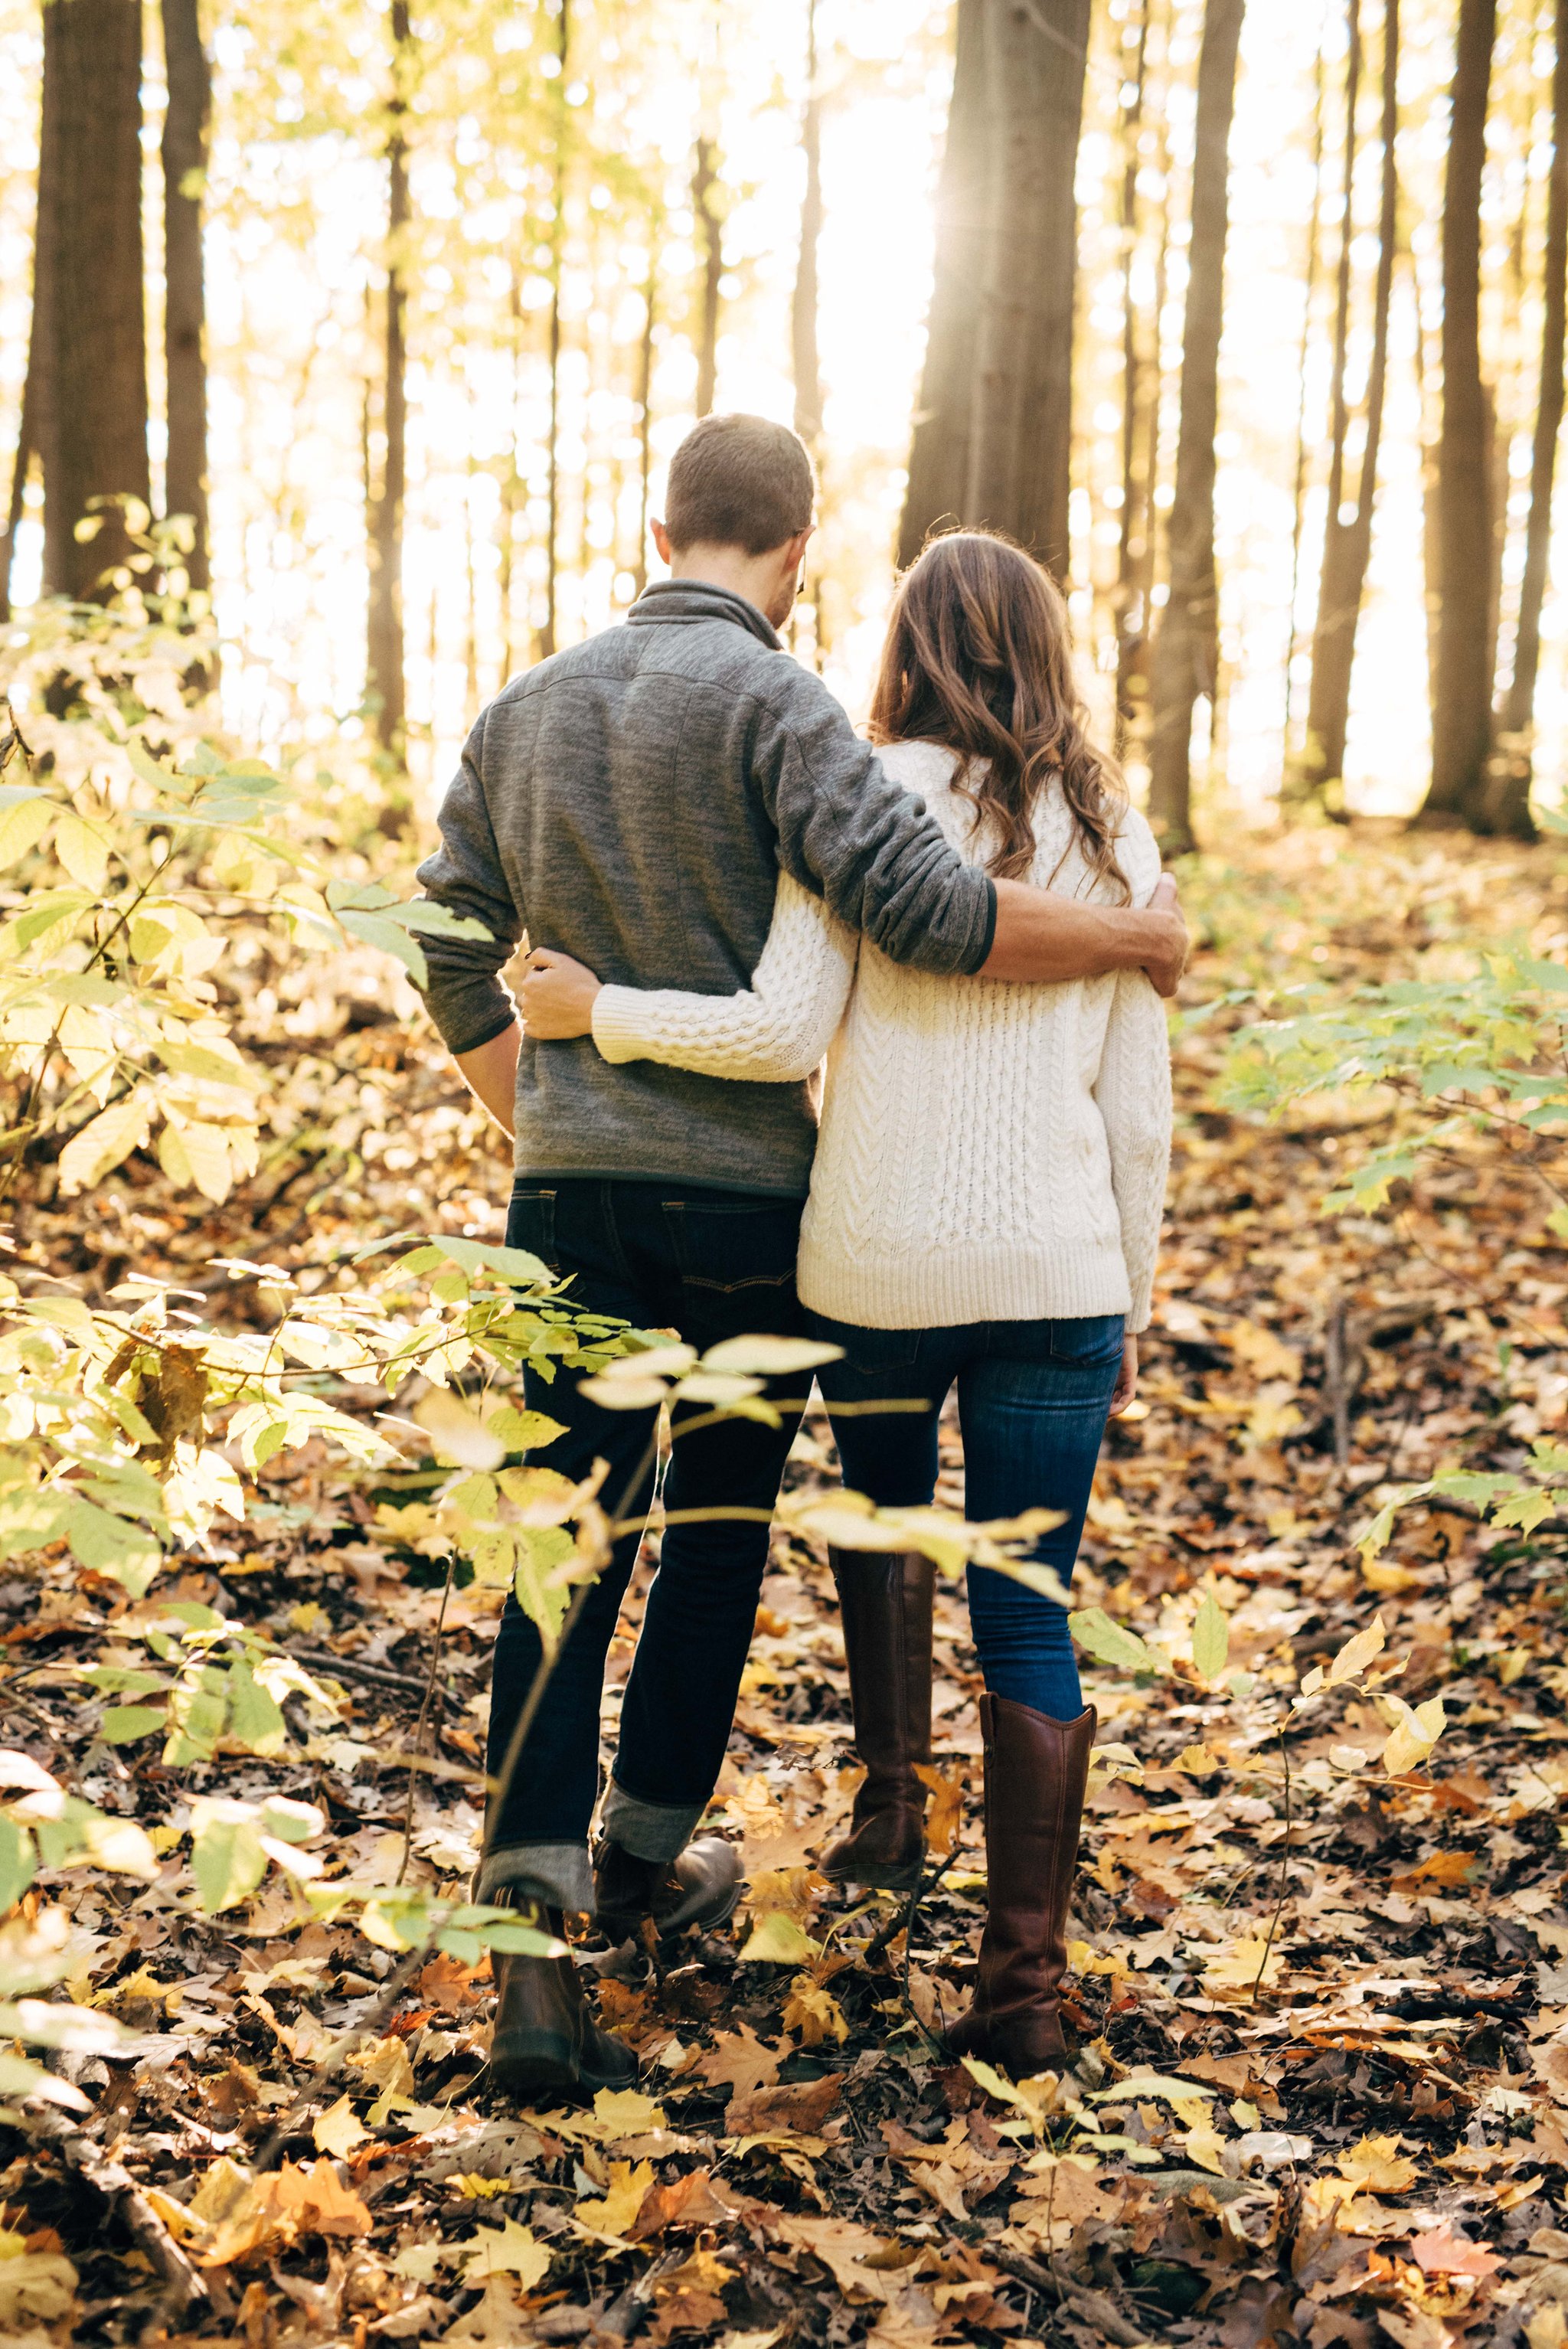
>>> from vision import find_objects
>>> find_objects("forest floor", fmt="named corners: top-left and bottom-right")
top-left (9, 825), bottom-right (1568, 2349)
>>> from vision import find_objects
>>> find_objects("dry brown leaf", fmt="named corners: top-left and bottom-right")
top-left (697, 2021), bottom-right (782, 2099)
top-left (728, 2072), bottom-right (843, 2139)
top-left (1408, 2221), bottom-right (1500, 2276)
top-left (628, 2165), bottom-right (740, 2240)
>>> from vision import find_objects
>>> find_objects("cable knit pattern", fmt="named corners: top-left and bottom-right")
top-left (590, 741), bottom-right (1172, 1332)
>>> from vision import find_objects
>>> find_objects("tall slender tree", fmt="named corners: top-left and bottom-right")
top-left (792, 0), bottom-right (824, 451)
top-left (33, 0), bottom-right (151, 601)
top-left (1491, 0), bottom-right (1568, 832)
top-left (162, 0), bottom-right (211, 595)
top-left (540, 0), bottom-right (569, 658)
top-left (1112, 0), bottom-right (1152, 747)
top-left (367, 0), bottom-right (410, 751)
top-left (632, 243), bottom-right (658, 600)
top-left (692, 133), bottom-right (724, 419)
top-left (898, 0), bottom-right (1093, 579)
top-left (1147, 0), bottom-right (1246, 854)
top-left (1416, 0), bottom-right (1498, 826)
top-left (1299, 0), bottom-right (1399, 812)
top-left (1280, 33), bottom-right (1328, 780)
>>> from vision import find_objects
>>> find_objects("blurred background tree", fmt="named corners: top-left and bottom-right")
top-left (3, 0), bottom-right (1568, 849)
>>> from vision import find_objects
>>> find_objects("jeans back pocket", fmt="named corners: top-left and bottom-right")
top-left (506, 1184), bottom-right (559, 1276)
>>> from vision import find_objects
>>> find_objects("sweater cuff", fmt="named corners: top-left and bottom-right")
top-left (967, 877), bottom-right (999, 975)
top-left (591, 985), bottom-right (648, 1065)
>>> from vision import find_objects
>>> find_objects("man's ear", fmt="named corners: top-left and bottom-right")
top-left (651, 518), bottom-right (674, 567)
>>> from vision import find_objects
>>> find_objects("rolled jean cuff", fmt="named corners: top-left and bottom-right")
top-left (599, 1781), bottom-right (706, 1865)
top-left (475, 1840), bottom-right (594, 1916)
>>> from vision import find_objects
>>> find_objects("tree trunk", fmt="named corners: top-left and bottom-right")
top-left (1146, 0), bottom-right (1246, 855)
top-left (692, 134), bottom-right (723, 419)
top-left (792, 0), bottom-right (824, 449)
top-left (1117, 24), bottom-right (1174, 752)
top-left (899, 0), bottom-right (1092, 580)
top-left (1280, 32), bottom-right (1328, 785)
top-left (40, 0), bottom-right (150, 602)
top-left (633, 249), bottom-right (657, 599)
top-left (898, 0), bottom-right (988, 567)
top-left (1301, 0), bottom-right (1398, 812)
top-left (1489, 0), bottom-right (1565, 836)
top-left (367, 0), bottom-right (410, 751)
top-left (1416, 0), bottom-right (1497, 827)
top-left (161, 0), bottom-right (210, 596)
top-left (1112, 0), bottom-right (1152, 749)
top-left (540, 0), bottom-right (570, 657)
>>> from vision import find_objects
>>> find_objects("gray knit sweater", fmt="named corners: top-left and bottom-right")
top-left (414, 581), bottom-right (998, 1197)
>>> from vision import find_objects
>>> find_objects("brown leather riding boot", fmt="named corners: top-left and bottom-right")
top-left (946, 1694), bottom-right (1096, 2075)
top-left (819, 1548), bottom-right (934, 1893)
top-left (489, 1897), bottom-right (638, 2102)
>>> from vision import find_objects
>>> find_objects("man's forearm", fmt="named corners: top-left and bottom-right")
top-left (456, 1022), bottom-right (521, 1138)
top-left (982, 880), bottom-right (1187, 996)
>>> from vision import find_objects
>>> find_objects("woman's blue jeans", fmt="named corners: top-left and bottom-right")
top-left (812, 1310), bottom-right (1125, 1722)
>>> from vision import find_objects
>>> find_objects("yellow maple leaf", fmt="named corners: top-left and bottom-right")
top-left (1200, 1938), bottom-right (1282, 1997)
top-left (312, 2096), bottom-right (370, 2159)
top-left (1334, 2134), bottom-right (1418, 2193)
top-left (783, 1975), bottom-right (849, 2048)
top-left (574, 2160), bottom-right (655, 2240)
top-left (590, 2086), bottom-right (666, 2138)
top-left (459, 2216), bottom-right (553, 2287)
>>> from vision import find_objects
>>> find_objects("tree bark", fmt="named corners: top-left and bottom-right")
top-left (692, 134), bottom-right (723, 419)
top-left (792, 0), bottom-right (824, 449)
top-left (1300, 0), bottom-right (1398, 812)
top-left (161, 0), bottom-right (210, 595)
top-left (367, 0), bottom-right (410, 751)
top-left (1112, 0), bottom-right (1152, 749)
top-left (633, 249), bottom-right (657, 599)
top-left (898, 0), bottom-right (988, 567)
top-left (1280, 33), bottom-right (1328, 784)
top-left (39, 0), bottom-right (150, 602)
top-left (898, 0), bottom-right (1092, 581)
top-left (1146, 0), bottom-right (1246, 855)
top-left (540, 0), bottom-right (570, 657)
top-left (1416, 0), bottom-right (1497, 826)
top-left (1490, 0), bottom-right (1566, 835)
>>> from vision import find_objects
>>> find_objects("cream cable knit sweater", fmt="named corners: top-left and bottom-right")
top-left (591, 740), bottom-right (1172, 1333)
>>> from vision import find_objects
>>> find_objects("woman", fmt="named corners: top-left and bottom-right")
top-left (519, 529), bottom-right (1172, 2072)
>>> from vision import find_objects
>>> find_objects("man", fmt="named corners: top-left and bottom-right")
top-left (416, 413), bottom-right (1185, 2097)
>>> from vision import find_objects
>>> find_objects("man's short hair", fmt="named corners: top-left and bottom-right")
top-left (665, 413), bottom-right (815, 555)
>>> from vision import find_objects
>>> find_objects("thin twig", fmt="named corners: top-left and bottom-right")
top-left (18, 2105), bottom-right (207, 2315)
top-left (1250, 1712), bottom-right (1293, 2004)
top-left (250, 1939), bottom-right (432, 2172)
top-left (396, 1553), bottom-right (456, 1885)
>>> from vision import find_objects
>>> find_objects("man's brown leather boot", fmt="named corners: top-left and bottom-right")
top-left (592, 1834), bottom-right (743, 1947)
top-left (818, 1548), bottom-right (934, 1893)
top-left (946, 1694), bottom-right (1096, 2074)
top-left (489, 1895), bottom-right (638, 2101)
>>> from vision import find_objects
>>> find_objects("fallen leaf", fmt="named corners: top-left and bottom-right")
top-left (459, 2216), bottom-right (552, 2288)
top-left (440, 2275), bottom-right (531, 2344)
top-left (574, 2159), bottom-right (657, 2240)
top-left (629, 2166), bottom-right (740, 2240)
top-left (312, 2095), bottom-right (371, 2159)
top-left (697, 2022), bottom-right (782, 2099)
top-left (1335, 2134), bottom-right (1418, 2193)
top-left (1408, 2221), bottom-right (1501, 2276)
top-left (727, 2073), bottom-right (842, 2138)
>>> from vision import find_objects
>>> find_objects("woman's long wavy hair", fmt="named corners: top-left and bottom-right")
top-left (867, 528), bottom-right (1129, 897)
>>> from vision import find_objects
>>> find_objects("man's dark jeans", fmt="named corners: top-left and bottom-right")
top-left (479, 1178), bottom-right (807, 1913)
